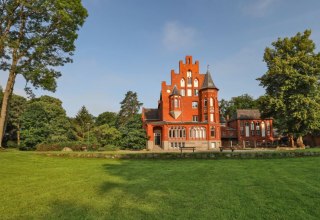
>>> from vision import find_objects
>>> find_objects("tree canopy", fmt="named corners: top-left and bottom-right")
top-left (0, 0), bottom-right (88, 147)
top-left (21, 96), bottom-right (74, 148)
top-left (257, 30), bottom-right (320, 147)
top-left (219, 94), bottom-right (257, 118)
top-left (117, 91), bottom-right (143, 127)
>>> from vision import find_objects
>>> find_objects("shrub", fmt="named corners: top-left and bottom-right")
top-left (98, 144), bottom-right (119, 151)
top-left (36, 141), bottom-right (97, 151)
top-left (6, 141), bottom-right (18, 148)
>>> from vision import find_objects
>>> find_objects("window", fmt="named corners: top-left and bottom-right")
top-left (266, 121), bottom-right (270, 136)
top-left (194, 89), bottom-right (199, 96)
top-left (261, 121), bottom-right (266, 137)
top-left (180, 78), bottom-right (185, 87)
top-left (181, 89), bottom-right (185, 96)
top-left (204, 114), bottom-right (208, 122)
top-left (187, 89), bottom-right (192, 96)
top-left (204, 99), bottom-right (208, 108)
top-left (256, 122), bottom-right (260, 136)
top-left (192, 101), bottom-right (198, 108)
top-left (240, 126), bottom-right (244, 135)
top-left (210, 127), bottom-right (215, 137)
top-left (210, 113), bottom-right (214, 122)
top-left (169, 127), bottom-right (186, 139)
top-left (245, 122), bottom-right (249, 137)
top-left (194, 79), bottom-right (198, 87)
top-left (174, 99), bottom-right (179, 108)
top-left (192, 115), bottom-right (198, 122)
top-left (251, 122), bottom-right (255, 136)
top-left (190, 127), bottom-right (206, 139)
top-left (187, 71), bottom-right (192, 87)
top-left (210, 97), bottom-right (214, 107)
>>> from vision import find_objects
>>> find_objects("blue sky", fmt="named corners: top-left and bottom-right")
top-left (1, 0), bottom-right (320, 117)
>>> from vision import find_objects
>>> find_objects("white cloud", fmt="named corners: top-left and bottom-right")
top-left (162, 21), bottom-right (197, 51)
top-left (242, 0), bottom-right (280, 17)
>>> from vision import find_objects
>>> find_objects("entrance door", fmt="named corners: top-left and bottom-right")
top-left (154, 130), bottom-right (161, 146)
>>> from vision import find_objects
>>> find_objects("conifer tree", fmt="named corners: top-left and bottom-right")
top-left (117, 91), bottom-right (143, 127)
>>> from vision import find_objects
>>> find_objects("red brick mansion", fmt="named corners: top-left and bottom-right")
top-left (142, 56), bottom-right (274, 150)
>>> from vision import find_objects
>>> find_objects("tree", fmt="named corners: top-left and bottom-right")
top-left (219, 94), bottom-right (257, 118)
top-left (75, 106), bottom-right (94, 139)
top-left (93, 124), bottom-right (121, 147)
top-left (0, 0), bottom-right (88, 147)
top-left (5, 94), bottom-right (27, 146)
top-left (118, 114), bottom-right (147, 149)
top-left (117, 91), bottom-right (143, 127)
top-left (257, 30), bottom-right (320, 147)
top-left (20, 96), bottom-right (74, 148)
top-left (95, 111), bottom-right (117, 127)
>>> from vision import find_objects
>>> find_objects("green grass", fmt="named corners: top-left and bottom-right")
top-left (1, 150), bottom-right (320, 219)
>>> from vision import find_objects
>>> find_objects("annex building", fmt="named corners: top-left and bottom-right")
top-left (142, 56), bottom-right (274, 151)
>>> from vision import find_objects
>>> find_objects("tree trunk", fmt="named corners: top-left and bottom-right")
top-left (0, 68), bottom-right (17, 147)
top-left (296, 136), bottom-right (305, 148)
top-left (17, 123), bottom-right (21, 146)
top-left (288, 134), bottom-right (294, 147)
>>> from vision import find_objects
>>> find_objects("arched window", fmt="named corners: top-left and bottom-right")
top-left (190, 127), bottom-right (206, 139)
top-left (180, 78), bottom-right (185, 87)
top-left (204, 99), bottom-right (208, 108)
top-left (251, 122), bottom-right (255, 136)
top-left (210, 97), bottom-right (214, 107)
top-left (266, 121), bottom-right (271, 136)
top-left (187, 71), bottom-right (192, 87)
top-left (256, 122), bottom-right (260, 135)
top-left (194, 79), bottom-right (198, 87)
top-left (261, 121), bottom-right (266, 137)
top-left (169, 127), bottom-right (186, 139)
top-left (245, 122), bottom-right (249, 137)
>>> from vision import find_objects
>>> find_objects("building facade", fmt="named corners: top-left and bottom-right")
top-left (142, 56), bottom-right (274, 151)
top-left (221, 109), bottom-right (274, 148)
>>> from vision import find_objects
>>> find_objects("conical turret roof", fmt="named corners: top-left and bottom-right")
top-left (201, 70), bottom-right (218, 90)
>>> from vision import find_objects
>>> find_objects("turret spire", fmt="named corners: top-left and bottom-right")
top-left (201, 68), bottom-right (218, 90)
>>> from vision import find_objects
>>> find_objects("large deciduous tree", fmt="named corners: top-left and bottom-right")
top-left (257, 30), bottom-right (320, 147)
top-left (0, 0), bottom-right (88, 147)
top-left (21, 96), bottom-right (73, 148)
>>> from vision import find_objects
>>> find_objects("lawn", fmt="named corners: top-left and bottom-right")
top-left (0, 150), bottom-right (319, 220)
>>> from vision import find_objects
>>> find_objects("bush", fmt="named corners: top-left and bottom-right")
top-left (98, 144), bottom-right (119, 151)
top-left (36, 141), bottom-right (98, 151)
top-left (6, 141), bottom-right (18, 148)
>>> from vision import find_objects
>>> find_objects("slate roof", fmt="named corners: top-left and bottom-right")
top-left (143, 108), bottom-right (160, 120)
top-left (232, 109), bottom-right (261, 120)
top-left (201, 70), bottom-right (218, 90)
